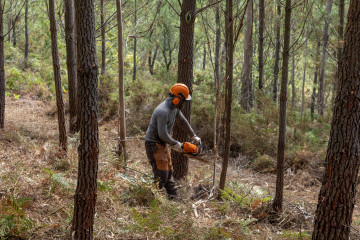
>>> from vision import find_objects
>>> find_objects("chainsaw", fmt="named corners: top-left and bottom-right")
top-left (182, 141), bottom-right (211, 164)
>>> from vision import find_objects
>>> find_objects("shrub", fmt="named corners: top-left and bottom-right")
top-left (252, 155), bottom-right (276, 172)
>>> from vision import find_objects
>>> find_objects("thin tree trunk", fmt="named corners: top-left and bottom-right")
top-left (133, 0), bottom-right (137, 81)
top-left (301, 38), bottom-right (308, 117)
top-left (291, 53), bottom-right (295, 110)
top-left (12, 4), bottom-right (16, 47)
top-left (116, 0), bottom-right (126, 160)
top-left (202, 45), bottom-right (206, 70)
top-left (100, 0), bottom-right (106, 75)
top-left (258, 0), bottom-right (265, 91)
top-left (312, 1), bottom-right (360, 238)
top-left (71, 0), bottom-right (99, 238)
top-left (215, 4), bottom-right (220, 88)
top-left (273, 0), bottom-right (291, 213)
top-left (49, 0), bottom-right (67, 152)
top-left (65, 0), bottom-right (78, 134)
top-left (213, 2), bottom-right (220, 179)
top-left (24, 0), bottom-right (29, 68)
top-left (0, 1), bottom-right (5, 129)
top-left (172, 0), bottom-right (196, 179)
top-left (273, 1), bottom-right (281, 103)
top-left (148, 30), bottom-right (158, 75)
top-left (219, 0), bottom-right (234, 191)
top-left (318, 0), bottom-right (333, 116)
top-left (240, 0), bottom-right (253, 111)
top-left (311, 41), bottom-right (321, 120)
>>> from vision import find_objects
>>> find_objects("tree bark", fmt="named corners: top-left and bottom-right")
top-left (24, 0), bottom-right (29, 68)
top-left (273, 0), bottom-right (291, 213)
top-left (258, 0), bottom-right (264, 91)
top-left (291, 53), bottom-right (295, 110)
top-left (333, 0), bottom-right (345, 103)
top-left (219, 0), bottom-right (233, 191)
top-left (0, 1), bottom-right (5, 129)
top-left (100, 0), bottom-right (106, 75)
top-left (116, 0), bottom-right (126, 160)
top-left (133, 0), bottom-right (137, 81)
top-left (171, 0), bottom-right (196, 179)
top-left (318, 0), bottom-right (333, 116)
top-left (71, 0), bottom-right (99, 238)
top-left (301, 38), bottom-right (308, 117)
top-left (312, 1), bottom-right (360, 238)
top-left (64, 0), bottom-right (78, 134)
top-left (49, 0), bottom-right (67, 152)
top-left (240, 0), bottom-right (253, 111)
top-left (273, 1), bottom-right (281, 103)
top-left (311, 41), bottom-right (321, 120)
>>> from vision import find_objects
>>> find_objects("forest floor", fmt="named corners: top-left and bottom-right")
top-left (1, 97), bottom-right (360, 239)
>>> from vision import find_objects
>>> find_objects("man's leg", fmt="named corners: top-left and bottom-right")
top-left (145, 142), bottom-right (177, 198)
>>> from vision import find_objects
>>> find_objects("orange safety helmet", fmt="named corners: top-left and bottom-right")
top-left (170, 83), bottom-right (192, 105)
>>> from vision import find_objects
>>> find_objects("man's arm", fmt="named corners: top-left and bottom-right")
top-left (176, 110), bottom-right (196, 138)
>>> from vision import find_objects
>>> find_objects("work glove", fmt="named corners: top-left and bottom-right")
top-left (170, 141), bottom-right (184, 153)
top-left (191, 135), bottom-right (201, 145)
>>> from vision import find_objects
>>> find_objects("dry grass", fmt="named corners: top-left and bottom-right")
top-left (2, 97), bottom-right (360, 239)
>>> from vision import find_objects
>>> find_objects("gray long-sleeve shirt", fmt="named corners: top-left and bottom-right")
top-left (145, 97), bottom-right (195, 145)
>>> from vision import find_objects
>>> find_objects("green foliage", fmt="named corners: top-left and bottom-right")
top-left (281, 230), bottom-right (311, 239)
top-left (43, 168), bottom-right (74, 193)
top-left (252, 154), bottom-right (276, 172)
top-left (121, 182), bottom-right (156, 207)
top-left (0, 196), bottom-right (35, 239)
top-left (97, 179), bottom-right (115, 192)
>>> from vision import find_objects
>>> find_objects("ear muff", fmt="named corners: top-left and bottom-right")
top-left (173, 96), bottom-right (181, 105)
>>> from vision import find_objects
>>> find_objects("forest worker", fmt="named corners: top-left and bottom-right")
top-left (145, 83), bottom-right (201, 199)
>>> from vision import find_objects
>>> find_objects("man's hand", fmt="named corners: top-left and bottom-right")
top-left (191, 135), bottom-right (201, 145)
top-left (170, 141), bottom-right (183, 153)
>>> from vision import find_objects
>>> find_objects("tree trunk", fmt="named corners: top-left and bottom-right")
top-left (219, 0), bottom-right (233, 191)
top-left (0, 1), bottom-right (5, 129)
top-left (132, 0), bottom-right (137, 81)
top-left (202, 45), bottom-right (206, 70)
top-left (171, 0), bottom-right (196, 179)
top-left (64, 0), bottom-right (78, 134)
top-left (301, 38), bottom-right (308, 117)
top-left (148, 30), bottom-right (158, 75)
top-left (117, 0), bottom-right (126, 160)
top-left (24, 0), bottom-right (29, 68)
top-left (12, 5), bottom-right (16, 48)
top-left (273, 1), bottom-right (281, 103)
top-left (240, 0), bottom-right (253, 112)
top-left (258, 0), bottom-right (264, 91)
top-left (333, 0), bottom-right (345, 103)
top-left (215, 4), bottom-right (220, 87)
top-left (273, 0), bottom-right (291, 213)
top-left (49, 0), bottom-right (67, 152)
top-left (312, 1), bottom-right (360, 238)
top-left (214, 2), bottom-right (220, 150)
top-left (311, 41), bottom-right (321, 120)
top-left (71, 0), bottom-right (99, 238)
top-left (291, 53), bottom-right (295, 110)
top-left (318, 0), bottom-right (333, 116)
top-left (100, 0), bottom-right (106, 75)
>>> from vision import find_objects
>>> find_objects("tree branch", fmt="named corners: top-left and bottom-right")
top-left (195, 0), bottom-right (224, 16)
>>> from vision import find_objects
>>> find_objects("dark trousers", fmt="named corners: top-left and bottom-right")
top-left (145, 142), bottom-right (178, 197)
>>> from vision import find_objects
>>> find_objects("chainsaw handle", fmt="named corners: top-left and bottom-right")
top-left (193, 141), bottom-right (202, 156)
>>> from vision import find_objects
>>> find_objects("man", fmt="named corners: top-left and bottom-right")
top-left (145, 83), bottom-right (201, 199)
